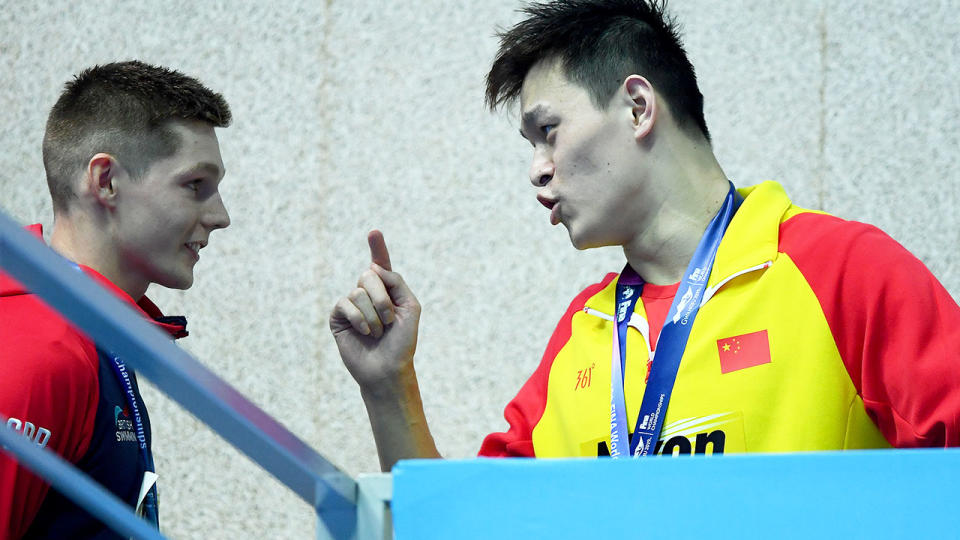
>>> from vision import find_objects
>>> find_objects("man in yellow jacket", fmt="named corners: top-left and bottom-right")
top-left (329, 0), bottom-right (960, 469)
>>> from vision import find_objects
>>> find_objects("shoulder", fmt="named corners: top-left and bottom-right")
top-left (566, 273), bottom-right (619, 309)
top-left (542, 273), bottom-right (619, 352)
top-left (0, 293), bottom-right (99, 390)
top-left (777, 211), bottom-right (947, 325)
top-left (780, 211), bottom-right (908, 258)
top-left (779, 211), bottom-right (928, 279)
top-left (0, 293), bottom-right (101, 464)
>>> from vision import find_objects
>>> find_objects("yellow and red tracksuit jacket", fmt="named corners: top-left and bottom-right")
top-left (480, 181), bottom-right (960, 457)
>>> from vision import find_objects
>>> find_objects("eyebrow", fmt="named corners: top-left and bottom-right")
top-left (521, 104), bottom-right (549, 127)
top-left (177, 162), bottom-right (225, 181)
top-left (519, 104), bottom-right (549, 140)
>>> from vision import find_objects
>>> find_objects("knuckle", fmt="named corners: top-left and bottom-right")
top-left (347, 288), bottom-right (366, 302)
top-left (332, 298), bottom-right (350, 314)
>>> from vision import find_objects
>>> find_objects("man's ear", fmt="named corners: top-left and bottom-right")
top-left (623, 75), bottom-right (657, 141)
top-left (85, 153), bottom-right (123, 208)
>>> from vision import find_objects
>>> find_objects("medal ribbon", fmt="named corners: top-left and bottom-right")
top-left (609, 182), bottom-right (741, 457)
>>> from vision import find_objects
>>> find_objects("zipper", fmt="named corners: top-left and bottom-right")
top-left (582, 260), bottom-right (772, 356)
top-left (699, 261), bottom-right (772, 306)
top-left (583, 307), bottom-right (654, 363)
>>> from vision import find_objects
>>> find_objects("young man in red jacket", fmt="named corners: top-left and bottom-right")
top-left (330, 0), bottom-right (960, 469)
top-left (0, 61), bottom-right (231, 538)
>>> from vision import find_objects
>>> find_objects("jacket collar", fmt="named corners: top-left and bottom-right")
top-left (580, 181), bottom-right (796, 313)
top-left (708, 181), bottom-right (793, 289)
top-left (0, 223), bottom-right (188, 339)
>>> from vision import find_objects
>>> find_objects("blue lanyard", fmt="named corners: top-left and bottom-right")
top-left (105, 354), bottom-right (153, 467)
top-left (106, 352), bottom-right (159, 525)
top-left (608, 183), bottom-right (741, 457)
top-left (68, 262), bottom-right (159, 524)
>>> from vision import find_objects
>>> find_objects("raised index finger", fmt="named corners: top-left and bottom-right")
top-left (367, 229), bottom-right (392, 271)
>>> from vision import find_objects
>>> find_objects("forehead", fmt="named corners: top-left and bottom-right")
top-left (166, 120), bottom-right (221, 157)
top-left (519, 59), bottom-right (594, 118)
top-left (154, 119), bottom-right (225, 177)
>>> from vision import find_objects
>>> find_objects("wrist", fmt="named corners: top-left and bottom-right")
top-left (359, 362), bottom-right (421, 410)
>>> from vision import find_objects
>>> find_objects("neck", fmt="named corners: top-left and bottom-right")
top-left (50, 213), bottom-right (147, 301)
top-left (622, 138), bottom-right (730, 285)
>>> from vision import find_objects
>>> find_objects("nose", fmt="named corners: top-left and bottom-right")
top-left (204, 192), bottom-right (231, 231)
top-left (528, 148), bottom-right (554, 187)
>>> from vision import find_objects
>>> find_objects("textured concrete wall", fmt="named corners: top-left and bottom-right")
top-left (1, 1), bottom-right (958, 538)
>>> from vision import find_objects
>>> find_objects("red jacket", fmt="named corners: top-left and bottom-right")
top-left (0, 224), bottom-right (186, 539)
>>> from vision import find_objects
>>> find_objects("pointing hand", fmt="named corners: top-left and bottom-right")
top-left (330, 230), bottom-right (421, 388)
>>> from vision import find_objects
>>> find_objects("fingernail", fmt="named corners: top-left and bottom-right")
top-left (360, 322), bottom-right (371, 335)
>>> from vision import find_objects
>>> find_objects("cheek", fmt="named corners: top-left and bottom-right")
top-left (559, 142), bottom-right (603, 179)
top-left (556, 124), bottom-right (621, 185)
top-left (134, 206), bottom-right (194, 247)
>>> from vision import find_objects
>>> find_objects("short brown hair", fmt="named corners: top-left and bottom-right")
top-left (42, 60), bottom-right (232, 212)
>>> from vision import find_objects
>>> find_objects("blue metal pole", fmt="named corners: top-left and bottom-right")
top-left (0, 418), bottom-right (166, 540)
top-left (0, 210), bottom-right (357, 538)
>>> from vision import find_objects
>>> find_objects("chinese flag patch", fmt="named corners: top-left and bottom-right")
top-left (717, 330), bottom-right (771, 374)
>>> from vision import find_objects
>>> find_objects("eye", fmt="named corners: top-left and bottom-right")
top-left (541, 124), bottom-right (556, 137)
top-left (185, 179), bottom-right (203, 192)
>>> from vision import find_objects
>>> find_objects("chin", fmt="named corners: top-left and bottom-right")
top-left (567, 228), bottom-right (607, 251)
top-left (570, 231), bottom-right (622, 251)
top-left (569, 237), bottom-right (591, 251)
top-left (156, 272), bottom-right (194, 291)
top-left (567, 230), bottom-right (590, 251)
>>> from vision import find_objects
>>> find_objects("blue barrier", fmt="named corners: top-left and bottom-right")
top-left (393, 449), bottom-right (960, 539)
top-left (0, 209), bottom-right (356, 538)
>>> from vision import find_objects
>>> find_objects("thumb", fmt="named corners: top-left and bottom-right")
top-left (368, 230), bottom-right (393, 272)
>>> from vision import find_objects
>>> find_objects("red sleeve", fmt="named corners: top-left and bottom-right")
top-left (479, 275), bottom-right (616, 457)
top-left (780, 213), bottom-right (960, 447)
top-left (0, 293), bottom-right (99, 539)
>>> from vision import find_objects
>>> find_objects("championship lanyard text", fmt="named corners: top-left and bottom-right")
top-left (106, 352), bottom-right (159, 526)
top-left (608, 183), bottom-right (741, 457)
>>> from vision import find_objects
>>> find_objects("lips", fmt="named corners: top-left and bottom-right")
top-left (184, 241), bottom-right (205, 260)
top-left (537, 194), bottom-right (561, 226)
top-left (549, 204), bottom-right (561, 225)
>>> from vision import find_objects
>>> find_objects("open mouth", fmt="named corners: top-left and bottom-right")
top-left (184, 241), bottom-right (204, 258)
top-left (537, 195), bottom-right (561, 225)
top-left (549, 204), bottom-right (561, 226)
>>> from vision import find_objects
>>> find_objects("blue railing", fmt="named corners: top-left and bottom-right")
top-left (0, 419), bottom-right (167, 540)
top-left (0, 209), bottom-right (356, 539)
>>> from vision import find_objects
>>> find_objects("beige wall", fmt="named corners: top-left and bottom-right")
top-left (2, 1), bottom-right (958, 537)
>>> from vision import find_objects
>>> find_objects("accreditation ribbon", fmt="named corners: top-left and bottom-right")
top-left (104, 352), bottom-right (159, 525)
top-left (67, 262), bottom-right (160, 525)
top-left (608, 183), bottom-right (742, 457)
